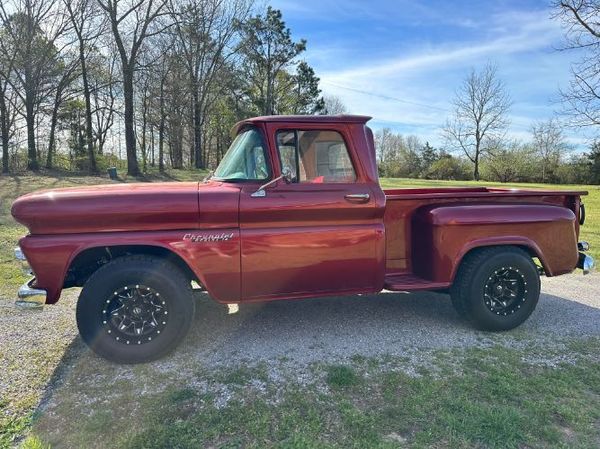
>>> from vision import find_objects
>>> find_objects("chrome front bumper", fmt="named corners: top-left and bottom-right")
top-left (14, 247), bottom-right (46, 308)
top-left (577, 241), bottom-right (595, 275)
top-left (16, 278), bottom-right (47, 309)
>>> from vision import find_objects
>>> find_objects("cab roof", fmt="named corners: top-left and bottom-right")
top-left (233, 114), bottom-right (372, 133)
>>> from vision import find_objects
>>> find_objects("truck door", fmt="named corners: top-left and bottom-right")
top-left (239, 125), bottom-right (385, 301)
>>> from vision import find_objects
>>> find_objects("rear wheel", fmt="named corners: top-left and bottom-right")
top-left (450, 247), bottom-right (540, 331)
top-left (76, 255), bottom-right (195, 363)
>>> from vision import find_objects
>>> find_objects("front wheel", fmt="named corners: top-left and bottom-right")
top-left (450, 247), bottom-right (541, 331)
top-left (76, 255), bottom-right (195, 364)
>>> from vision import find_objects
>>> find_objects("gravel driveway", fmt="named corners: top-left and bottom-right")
top-left (3, 272), bottom-right (600, 371)
top-left (176, 273), bottom-right (600, 367)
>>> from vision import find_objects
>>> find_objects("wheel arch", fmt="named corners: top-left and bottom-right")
top-left (451, 238), bottom-right (547, 283)
top-left (64, 244), bottom-right (200, 289)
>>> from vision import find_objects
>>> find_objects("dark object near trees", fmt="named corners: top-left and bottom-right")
top-left (107, 167), bottom-right (118, 180)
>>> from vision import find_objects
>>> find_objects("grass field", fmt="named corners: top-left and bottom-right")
top-left (0, 170), bottom-right (599, 449)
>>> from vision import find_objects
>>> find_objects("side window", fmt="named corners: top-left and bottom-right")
top-left (275, 130), bottom-right (356, 183)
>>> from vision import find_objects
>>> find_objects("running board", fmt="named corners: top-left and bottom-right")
top-left (384, 274), bottom-right (450, 292)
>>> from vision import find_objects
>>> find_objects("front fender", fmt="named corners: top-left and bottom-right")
top-left (19, 229), bottom-right (240, 304)
top-left (411, 203), bottom-right (579, 282)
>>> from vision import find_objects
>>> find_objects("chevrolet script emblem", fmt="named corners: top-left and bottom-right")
top-left (183, 232), bottom-right (234, 243)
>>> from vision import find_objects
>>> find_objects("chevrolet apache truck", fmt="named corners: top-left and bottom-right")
top-left (11, 115), bottom-right (595, 363)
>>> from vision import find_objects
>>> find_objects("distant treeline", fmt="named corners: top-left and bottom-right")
top-left (376, 128), bottom-right (600, 185)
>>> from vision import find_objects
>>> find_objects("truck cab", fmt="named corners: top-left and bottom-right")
top-left (220, 116), bottom-right (386, 300)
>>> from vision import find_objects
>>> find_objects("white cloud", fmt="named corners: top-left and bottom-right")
top-left (320, 10), bottom-right (560, 81)
top-left (305, 8), bottom-right (589, 148)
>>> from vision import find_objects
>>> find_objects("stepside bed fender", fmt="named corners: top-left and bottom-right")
top-left (411, 203), bottom-right (579, 283)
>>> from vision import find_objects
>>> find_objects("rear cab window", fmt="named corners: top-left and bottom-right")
top-left (276, 130), bottom-right (356, 183)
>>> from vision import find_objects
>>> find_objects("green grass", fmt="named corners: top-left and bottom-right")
top-left (27, 340), bottom-right (600, 449)
top-left (325, 365), bottom-right (362, 389)
top-left (0, 170), bottom-right (599, 448)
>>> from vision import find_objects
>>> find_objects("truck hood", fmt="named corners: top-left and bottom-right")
top-left (11, 181), bottom-right (241, 235)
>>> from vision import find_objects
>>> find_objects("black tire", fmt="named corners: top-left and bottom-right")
top-left (76, 255), bottom-right (195, 364)
top-left (450, 246), bottom-right (540, 331)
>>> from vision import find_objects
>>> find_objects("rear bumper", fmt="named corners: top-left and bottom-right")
top-left (577, 241), bottom-right (595, 275)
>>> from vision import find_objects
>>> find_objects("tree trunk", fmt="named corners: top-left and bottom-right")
top-left (46, 90), bottom-right (62, 169)
top-left (0, 87), bottom-right (9, 173)
top-left (542, 162), bottom-right (546, 183)
top-left (171, 123), bottom-right (183, 169)
top-left (158, 124), bottom-right (164, 172)
top-left (80, 43), bottom-right (97, 173)
top-left (150, 125), bottom-right (155, 167)
top-left (193, 89), bottom-right (203, 169)
top-left (159, 107), bottom-right (165, 172)
top-left (141, 93), bottom-right (147, 172)
top-left (122, 65), bottom-right (139, 176)
top-left (473, 140), bottom-right (481, 181)
top-left (25, 94), bottom-right (38, 171)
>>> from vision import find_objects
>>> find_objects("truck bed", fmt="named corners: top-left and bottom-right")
top-left (382, 186), bottom-right (586, 289)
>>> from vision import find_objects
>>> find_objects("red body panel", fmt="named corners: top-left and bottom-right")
top-left (11, 182), bottom-right (201, 234)
top-left (411, 203), bottom-right (578, 281)
top-left (10, 115), bottom-right (587, 305)
top-left (19, 229), bottom-right (241, 304)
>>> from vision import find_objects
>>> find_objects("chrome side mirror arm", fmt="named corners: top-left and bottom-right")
top-left (251, 168), bottom-right (292, 198)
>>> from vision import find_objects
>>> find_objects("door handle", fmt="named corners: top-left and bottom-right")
top-left (344, 193), bottom-right (370, 203)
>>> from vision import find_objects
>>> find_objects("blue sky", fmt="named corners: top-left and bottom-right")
top-left (269, 0), bottom-right (590, 149)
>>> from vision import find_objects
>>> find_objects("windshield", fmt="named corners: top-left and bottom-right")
top-left (213, 127), bottom-right (270, 181)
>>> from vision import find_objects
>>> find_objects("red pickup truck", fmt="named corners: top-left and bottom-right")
top-left (12, 115), bottom-right (594, 363)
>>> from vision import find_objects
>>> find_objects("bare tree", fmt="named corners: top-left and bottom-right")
top-left (323, 94), bottom-right (347, 115)
top-left (0, 48), bottom-right (17, 173)
top-left (97, 0), bottom-right (169, 175)
top-left (64, 0), bottom-right (106, 172)
top-left (169, 0), bottom-right (251, 169)
top-left (553, 1), bottom-right (600, 130)
top-left (90, 51), bottom-right (118, 155)
top-left (374, 128), bottom-right (407, 177)
top-left (531, 118), bottom-right (569, 182)
top-left (443, 63), bottom-right (512, 180)
top-left (46, 53), bottom-right (80, 168)
top-left (0, 0), bottom-right (70, 170)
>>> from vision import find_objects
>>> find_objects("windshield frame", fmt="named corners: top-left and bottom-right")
top-left (212, 125), bottom-right (272, 183)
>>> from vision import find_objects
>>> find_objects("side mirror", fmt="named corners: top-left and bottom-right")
top-left (281, 167), bottom-right (293, 183)
top-left (251, 168), bottom-right (293, 198)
